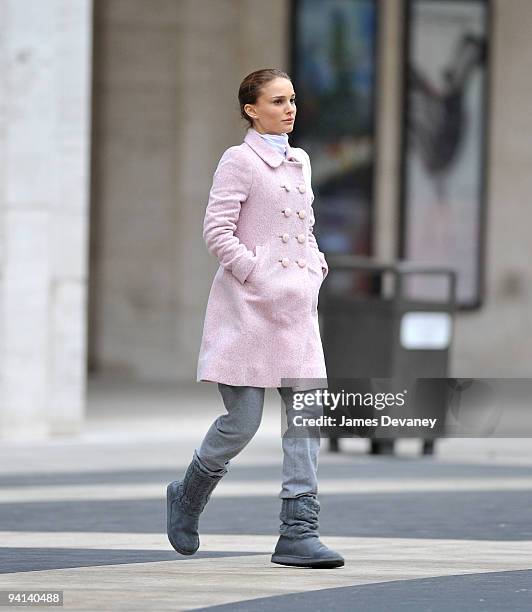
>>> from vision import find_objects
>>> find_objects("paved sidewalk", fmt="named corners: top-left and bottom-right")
top-left (0, 379), bottom-right (531, 611)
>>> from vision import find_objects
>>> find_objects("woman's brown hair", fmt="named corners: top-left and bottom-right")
top-left (238, 68), bottom-right (292, 128)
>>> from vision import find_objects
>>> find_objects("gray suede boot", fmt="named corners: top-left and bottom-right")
top-left (166, 456), bottom-right (225, 555)
top-left (271, 495), bottom-right (344, 568)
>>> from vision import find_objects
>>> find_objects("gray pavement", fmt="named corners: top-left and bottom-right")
top-left (0, 378), bottom-right (531, 611)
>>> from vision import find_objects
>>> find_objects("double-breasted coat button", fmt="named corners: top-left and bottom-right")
top-left (281, 257), bottom-right (290, 268)
top-left (281, 233), bottom-right (290, 243)
top-left (297, 258), bottom-right (307, 268)
top-left (297, 209), bottom-right (306, 219)
top-left (298, 184), bottom-right (306, 193)
top-left (297, 233), bottom-right (305, 244)
top-left (282, 207), bottom-right (292, 217)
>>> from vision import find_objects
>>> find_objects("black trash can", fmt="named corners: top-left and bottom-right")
top-left (320, 255), bottom-right (457, 455)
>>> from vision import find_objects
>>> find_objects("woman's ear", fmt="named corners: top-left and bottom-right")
top-left (244, 104), bottom-right (257, 120)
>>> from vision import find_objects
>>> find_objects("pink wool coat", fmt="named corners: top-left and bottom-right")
top-left (196, 127), bottom-right (329, 388)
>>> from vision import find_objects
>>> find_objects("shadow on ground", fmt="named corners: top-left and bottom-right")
top-left (1, 548), bottom-right (262, 574)
top-left (195, 569), bottom-right (532, 612)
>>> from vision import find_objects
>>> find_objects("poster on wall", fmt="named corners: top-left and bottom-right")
top-left (291, 0), bottom-right (377, 271)
top-left (399, 0), bottom-right (490, 308)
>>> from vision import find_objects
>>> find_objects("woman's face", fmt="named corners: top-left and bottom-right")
top-left (244, 77), bottom-right (296, 135)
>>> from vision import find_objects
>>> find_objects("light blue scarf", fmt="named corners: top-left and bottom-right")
top-left (257, 131), bottom-right (289, 157)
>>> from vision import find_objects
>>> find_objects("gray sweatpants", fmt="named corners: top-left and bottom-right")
top-left (194, 384), bottom-right (321, 499)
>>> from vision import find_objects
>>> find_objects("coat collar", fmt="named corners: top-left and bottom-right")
top-left (244, 128), bottom-right (301, 168)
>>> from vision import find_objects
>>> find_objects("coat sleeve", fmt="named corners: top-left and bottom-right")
top-left (301, 149), bottom-right (329, 280)
top-left (203, 146), bottom-right (257, 284)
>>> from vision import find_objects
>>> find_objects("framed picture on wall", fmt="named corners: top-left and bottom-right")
top-left (290, 0), bottom-right (378, 271)
top-left (399, 0), bottom-right (491, 309)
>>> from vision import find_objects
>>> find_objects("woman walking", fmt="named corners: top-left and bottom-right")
top-left (167, 68), bottom-right (344, 569)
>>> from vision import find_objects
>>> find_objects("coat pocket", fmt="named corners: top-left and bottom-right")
top-left (246, 243), bottom-right (271, 287)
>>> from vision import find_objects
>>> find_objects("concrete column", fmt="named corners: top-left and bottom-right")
top-left (0, 0), bottom-right (92, 440)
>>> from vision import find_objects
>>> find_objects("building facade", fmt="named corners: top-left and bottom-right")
top-left (1, 0), bottom-right (532, 439)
